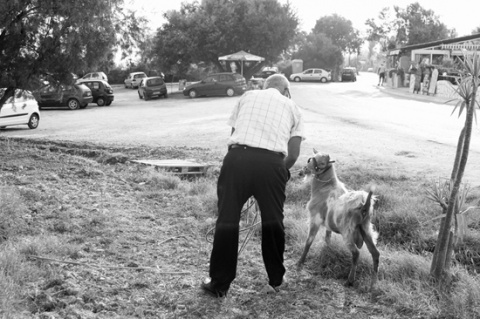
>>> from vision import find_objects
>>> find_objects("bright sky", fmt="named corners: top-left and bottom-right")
top-left (127, 0), bottom-right (480, 37)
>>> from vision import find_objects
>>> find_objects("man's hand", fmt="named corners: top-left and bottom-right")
top-left (284, 136), bottom-right (302, 170)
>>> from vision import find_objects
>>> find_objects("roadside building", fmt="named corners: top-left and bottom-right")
top-left (384, 33), bottom-right (480, 91)
top-left (387, 33), bottom-right (480, 70)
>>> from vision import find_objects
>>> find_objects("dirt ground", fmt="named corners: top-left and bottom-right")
top-left (1, 137), bottom-right (423, 319)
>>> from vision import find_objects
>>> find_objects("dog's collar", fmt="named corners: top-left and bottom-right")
top-left (314, 164), bottom-right (333, 181)
top-left (308, 157), bottom-right (335, 174)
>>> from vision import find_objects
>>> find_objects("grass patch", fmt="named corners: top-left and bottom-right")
top-left (1, 137), bottom-right (479, 318)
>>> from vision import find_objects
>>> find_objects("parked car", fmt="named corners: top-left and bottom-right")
top-left (138, 76), bottom-right (168, 100)
top-left (252, 67), bottom-right (279, 79)
top-left (0, 89), bottom-right (40, 129)
top-left (340, 67), bottom-right (357, 82)
top-left (33, 83), bottom-right (93, 110)
top-left (183, 73), bottom-right (247, 98)
top-left (289, 68), bottom-right (331, 83)
top-left (124, 72), bottom-right (147, 89)
top-left (77, 72), bottom-right (108, 83)
top-left (82, 80), bottom-right (114, 106)
top-left (249, 68), bottom-right (278, 90)
top-left (438, 68), bottom-right (461, 85)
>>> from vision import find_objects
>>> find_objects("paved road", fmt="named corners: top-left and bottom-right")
top-left (2, 72), bottom-right (479, 186)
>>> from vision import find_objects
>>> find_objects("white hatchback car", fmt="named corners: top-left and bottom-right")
top-left (77, 72), bottom-right (108, 83)
top-left (124, 72), bottom-right (147, 89)
top-left (290, 68), bottom-right (332, 83)
top-left (0, 89), bottom-right (40, 129)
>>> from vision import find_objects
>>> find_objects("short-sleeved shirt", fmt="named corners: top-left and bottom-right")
top-left (227, 88), bottom-right (305, 156)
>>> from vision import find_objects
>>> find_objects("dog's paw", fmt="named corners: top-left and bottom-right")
top-left (299, 166), bottom-right (311, 177)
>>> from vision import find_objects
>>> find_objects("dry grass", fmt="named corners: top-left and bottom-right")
top-left (1, 137), bottom-right (479, 318)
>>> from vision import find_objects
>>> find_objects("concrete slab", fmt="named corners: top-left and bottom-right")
top-left (132, 159), bottom-right (211, 175)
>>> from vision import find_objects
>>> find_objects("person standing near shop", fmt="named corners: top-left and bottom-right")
top-left (378, 63), bottom-right (386, 86)
top-left (201, 74), bottom-right (305, 298)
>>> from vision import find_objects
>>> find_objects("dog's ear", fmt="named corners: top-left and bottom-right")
top-left (313, 148), bottom-right (317, 154)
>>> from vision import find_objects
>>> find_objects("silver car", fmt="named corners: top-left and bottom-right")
top-left (290, 68), bottom-right (332, 83)
top-left (0, 89), bottom-right (40, 129)
top-left (124, 72), bottom-right (147, 89)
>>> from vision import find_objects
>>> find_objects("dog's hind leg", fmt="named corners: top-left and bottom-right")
top-left (359, 226), bottom-right (380, 290)
top-left (345, 241), bottom-right (360, 287)
top-left (297, 213), bottom-right (322, 267)
top-left (325, 229), bottom-right (332, 245)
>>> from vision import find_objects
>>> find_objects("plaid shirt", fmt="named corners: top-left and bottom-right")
top-left (227, 88), bottom-right (305, 156)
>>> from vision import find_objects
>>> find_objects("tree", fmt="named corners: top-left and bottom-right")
top-left (429, 52), bottom-right (480, 280)
top-left (293, 33), bottom-right (343, 70)
top-left (312, 14), bottom-right (364, 55)
top-left (152, 0), bottom-right (299, 79)
top-left (366, 3), bottom-right (454, 51)
top-left (473, 26), bottom-right (480, 35)
top-left (365, 7), bottom-right (397, 52)
top-left (393, 2), bottom-right (451, 46)
top-left (0, 0), bottom-right (145, 110)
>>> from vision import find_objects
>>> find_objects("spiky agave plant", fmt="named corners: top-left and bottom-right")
top-left (430, 51), bottom-right (480, 280)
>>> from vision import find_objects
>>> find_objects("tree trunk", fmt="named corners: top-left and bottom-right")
top-left (431, 88), bottom-right (476, 279)
top-left (450, 127), bottom-right (465, 180)
top-left (445, 231), bottom-right (454, 272)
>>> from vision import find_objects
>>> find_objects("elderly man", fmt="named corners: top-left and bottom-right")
top-left (201, 74), bottom-right (305, 297)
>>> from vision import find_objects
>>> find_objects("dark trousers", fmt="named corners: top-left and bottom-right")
top-left (209, 147), bottom-right (288, 291)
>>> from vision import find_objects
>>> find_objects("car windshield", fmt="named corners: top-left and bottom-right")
top-left (147, 78), bottom-right (164, 86)
top-left (1, 89), bottom-right (35, 102)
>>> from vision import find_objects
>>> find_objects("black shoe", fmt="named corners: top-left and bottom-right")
top-left (201, 282), bottom-right (227, 298)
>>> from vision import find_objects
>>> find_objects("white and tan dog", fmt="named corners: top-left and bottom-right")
top-left (297, 149), bottom-right (379, 289)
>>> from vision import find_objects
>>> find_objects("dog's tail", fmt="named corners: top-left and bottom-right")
top-left (361, 186), bottom-right (376, 220)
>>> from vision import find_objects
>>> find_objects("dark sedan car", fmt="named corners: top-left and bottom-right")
top-left (138, 76), bottom-right (168, 100)
top-left (34, 83), bottom-right (93, 110)
top-left (183, 73), bottom-right (247, 98)
top-left (341, 68), bottom-right (357, 82)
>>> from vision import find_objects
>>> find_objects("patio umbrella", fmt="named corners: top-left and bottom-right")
top-left (218, 50), bottom-right (265, 76)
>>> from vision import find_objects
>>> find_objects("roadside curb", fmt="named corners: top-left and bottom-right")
top-left (377, 85), bottom-right (457, 106)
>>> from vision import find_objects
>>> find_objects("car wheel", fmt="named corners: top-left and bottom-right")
top-left (226, 88), bottom-right (235, 97)
top-left (320, 77), bottom-right (327, 83)
top-left (38, 104), bottom-right (45, 110)
top-left (138, 92), bottom-right (143, 99)
top-left (164, 93), bottom-right (168, 98)
top-left (79, 104), bottom-right (88, 109)
top-left (294, 77), bottom-right (301, 82)
top-left (188, 89), bottom-right (198, 98)
top-left (130, 83), bottom-right (134, 89)
top-left (124, 83), bottom-right (128, 88)
top-left (28, 114), bottom-right (40, 129)
top-left (67, 98), bottom-right (80, 110)
top-left (106, 101), bottom-right (112, 106)
top-left (97, 97), bottom-right (106, 106)
top-left (144, 94), bottom-right (150, 101)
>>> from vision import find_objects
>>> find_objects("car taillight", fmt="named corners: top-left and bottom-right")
top-left (84, 91), bottom-right (92, 97)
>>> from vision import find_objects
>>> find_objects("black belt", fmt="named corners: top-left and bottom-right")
top-left (228, 144), bottom-right (284, 158)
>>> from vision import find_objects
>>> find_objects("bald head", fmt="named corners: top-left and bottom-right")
top-left (263, 74), bottom-right (290, 93)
